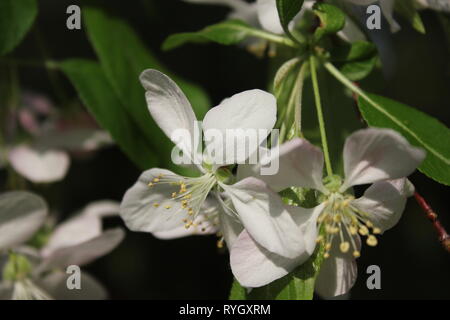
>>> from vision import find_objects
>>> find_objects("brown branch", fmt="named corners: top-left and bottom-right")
top-left (414, 192), bottom-right (450, 253)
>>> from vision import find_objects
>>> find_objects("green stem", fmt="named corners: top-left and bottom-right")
top-left (293, 62), bottom-right (308, 137)
top-left (309, 55), bottom-right (333, 176)
top-left (249, 29), bottom-right (298, 48)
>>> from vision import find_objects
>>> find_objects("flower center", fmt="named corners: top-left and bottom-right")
top-left (147, 172), bottom-right (218, 231)
top-left (317, 192), bottom-right (382, 259)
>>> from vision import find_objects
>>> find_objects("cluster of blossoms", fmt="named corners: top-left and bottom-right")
top-left (120, 69), bottom-right (425, 297)
top-left (0, 192), bottom-right (124, 299)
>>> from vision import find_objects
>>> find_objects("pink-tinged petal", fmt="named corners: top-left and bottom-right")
top-left (341, 128), bottom-right (425, 190)
top-left (237, 138), bottom-right (326, 193)
top-left (221, 177), bottom-right (305, 258)
top-left (38, 228), bottom-right (124, 270)
top-left (202, 89), bottom-right (276, 166)
top-left (351, 178), bottom-right (413, 233)
top-left (140, 70), bottom-right (198, 157)
top-left (8, 145), bottom-right (70, 183)
top-left (120, 168), bottom-right (207, 236)
top-left (37, 270), bottom-right (107, 300)
top-left (0, 192), bottom-right (47, 250)
top-left (153, 197), bottom-right (220, 239)
top-left (230, 230), bottom-right (305, 288)
top-left (314, 236), bottom-right (361, 298)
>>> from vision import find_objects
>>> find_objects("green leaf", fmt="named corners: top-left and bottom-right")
top-left (331, 41), bottom-right (378, 81)
top-left (229, 279), bottom-right (247, 300)
top-left (395, 0), bottom-right (426, 34)
top-left (0, 0), bottom-right (37, 55)
top-left (276, 0), bottom-right (305, 36)
top-left (162, 20), bottom-right (295, 51)
top-left (83, 7), bottom-right (210, 174)
top-left (313, 3), bottom-right (346, 41)
top-left (247, 241), bottom-right (325, 300)
top-left (358, 93), bottom-right (450, 186)
top-left (60, 59), bottom-right (158, 170)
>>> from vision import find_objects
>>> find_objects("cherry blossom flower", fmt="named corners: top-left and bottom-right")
top-left (0, 198), bottom-right (124, 300)
top-left (230, 128), bottom-right (425, 296)
top-left (120, 70), bottom-right (308, 258)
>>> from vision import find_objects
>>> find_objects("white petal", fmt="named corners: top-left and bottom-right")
top-left (8, 145), bottom-right (70, 183)
top-left (140, 70), bottom-right (198, 156)
top-left (237, 138), bottom-right (326, 192)
top-left (256, 0), bottom-right (284, 34)
top-left (290, 203), bottom-right (326, 255)
top-left (0, 282), bottom-right (13, 300)
top-left (230, 230), bottom-right (304, 288)
top-left (38, 270), bottom-right (107, 300)
top-left (202, 89), bottom-right (276, 166)
top-left (153, 197), bottom-right (220, 239)
top-left (314, 236), bottom-right (361, 298)
top-left (351, 178), bottom-right (413, 233)
top-left (221, 177), bottom-right (305, 258)
top-left (0, 191), bottom-right (47, 250)
top-left (42, 200), bottom-right (120, 257)
top-left (81, 200), bottom-right (121, 219)
top-left (38, 228), bottom-right (124, 270)
top-left (341, 128), bottom-right (425, 190)
top-left (120, 168), bottom-right (206, 236)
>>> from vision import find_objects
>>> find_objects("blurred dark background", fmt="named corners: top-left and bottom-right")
top-left (5, 0), bottom-right (450, 299)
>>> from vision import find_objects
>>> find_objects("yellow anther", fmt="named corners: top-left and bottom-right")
top-left (359, 225), bottom-right (369, 236)
top-left (325, 243), bottom-right (332, 251)
top-left (171, 192), bottom-right (177, 198)
top-left (183, 194), bottom-right (192, 199)
top-left (366, 235), bottom-right (378, 247)
top-left (153, 203), bottom-right (160, 208)
top-left (188, 208), bottom-right (194, 216)
top-left (181, 200), bottom-right (188, 208)
top-left (217, 240), bottom-right (224, 249)
top-left (341, 199), bottom-right (351, 208)
top-left (147, 182), bottom-right (154, 188)
top-left (324, 252), bottom-right (330, 259)
top-left (353, 250), bottom-right (361, 258)
top-left (340, 242), bottom-right (350, 253)
top-left (153, 178), bottom-right (160, 183)
top-left (373, 227), bottom-right (382, 234)
top-left (333, 214), bottom-right (342, 223)
top-left (331, 227), bottom-right (339, 234)
top-left (365, 220), bottom-right (373, 228)
top-left (349, 225), bottom-right (358, 235)
top-left (165, 205), bottom-right (172, 209)
top-left (316, 235), bottom-right (324, 243)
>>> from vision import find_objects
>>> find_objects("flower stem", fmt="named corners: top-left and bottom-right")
top-left (309, 55), bottom-right (333, 176)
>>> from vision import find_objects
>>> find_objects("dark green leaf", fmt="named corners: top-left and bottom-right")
top-left (313, 3), bottom-right (346, 41)
top-left (248, 241), bottom-right (325, 300)
top-left (0, 0), bottom-right (37, 55)
top-left (229, 279), bottom-right (247, 300)
top-left (83, 7), bottom-right (210, 174)
top-left (358, 93), bottom-right (450, 186)
top-left (276, 0), bottom-right (305, 36)
top-left (163, 20), bottom-right (292, 51)
top-left (332, 41), bottom-right (378, 81)
top-left (60, 59), bottom-right (158, 170)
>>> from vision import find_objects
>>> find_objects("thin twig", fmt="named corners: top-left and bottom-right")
top-left (414, 192), bottom-right (450, 253)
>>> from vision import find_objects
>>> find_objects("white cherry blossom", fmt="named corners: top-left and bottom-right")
top-left (230, 128), bottom-right (425, 295)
